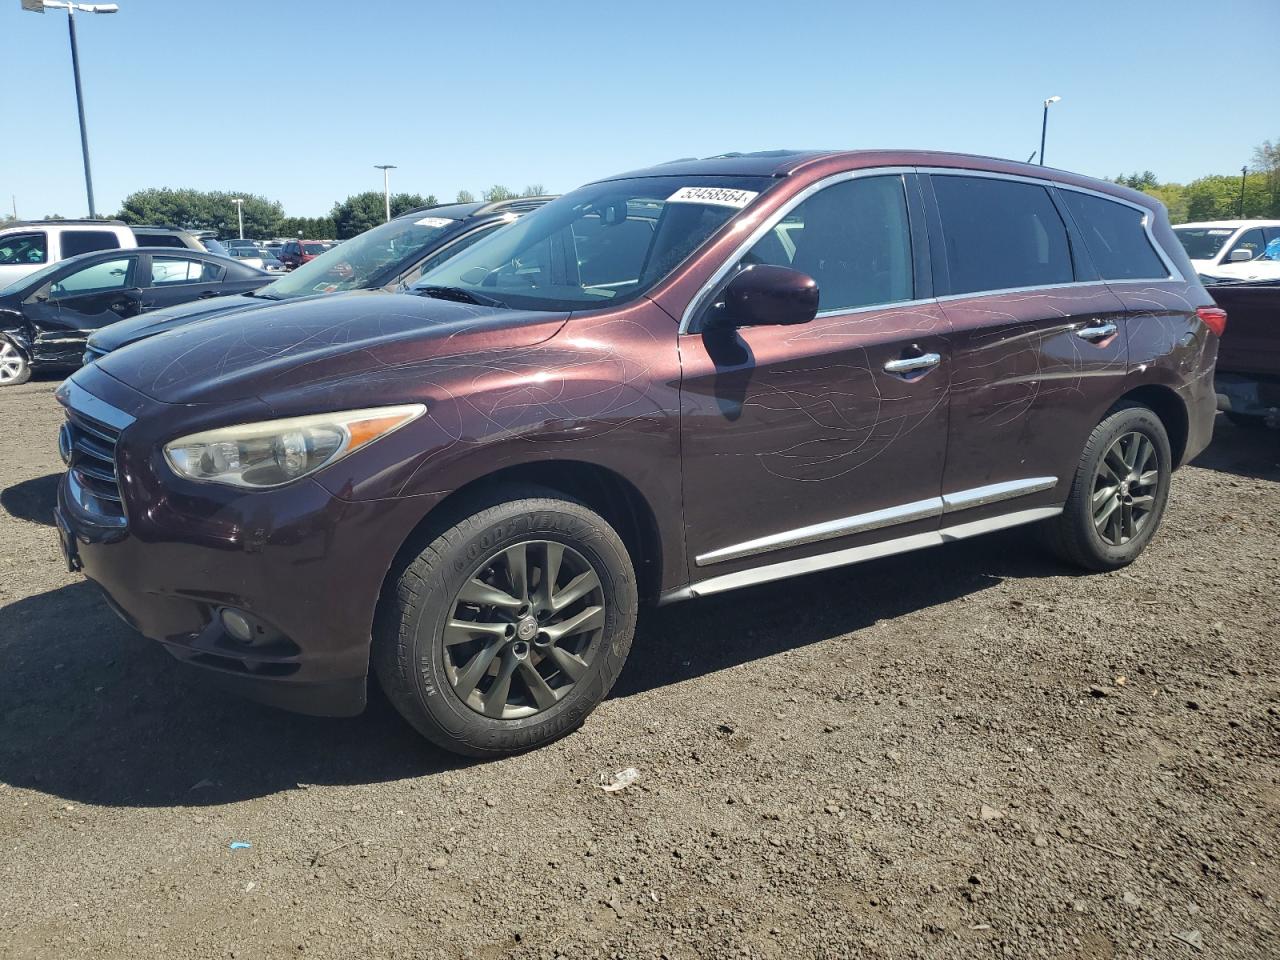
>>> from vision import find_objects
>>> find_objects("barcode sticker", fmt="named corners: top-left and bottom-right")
top-left (666, 186), bottom-right (759, 209)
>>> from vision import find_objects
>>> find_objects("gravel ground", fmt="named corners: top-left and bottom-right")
top-left (1, 374), bottom-right (1278, 960)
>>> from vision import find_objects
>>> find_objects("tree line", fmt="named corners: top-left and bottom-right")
top-left (1110, 137), bottom-right (1279, 223)
top-left (42, 183), bottom-right (552, 240)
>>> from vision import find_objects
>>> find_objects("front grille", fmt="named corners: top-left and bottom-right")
top-left (63, 408), bottom-right (127, 527)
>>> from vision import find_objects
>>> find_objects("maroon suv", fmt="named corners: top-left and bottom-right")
top-left (55, 150), bottom-right (1223, 756)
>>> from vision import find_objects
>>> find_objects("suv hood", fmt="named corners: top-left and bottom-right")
top-left (88, 293), bottom-right (270, 352)
top-left (95, 290), bottom-right (569, 405)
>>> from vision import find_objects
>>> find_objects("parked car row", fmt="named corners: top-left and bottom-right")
top-left (53, 150), bottom-right (1225, 758)
top-left (0, 247), bottom-right (272, 384)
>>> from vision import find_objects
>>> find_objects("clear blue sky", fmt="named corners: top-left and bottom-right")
top-left (3, 0), bottom-right (1276, 220)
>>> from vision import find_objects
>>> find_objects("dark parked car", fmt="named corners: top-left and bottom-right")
top-left (83, 197), bottom-right (550, 362)
top-left (55, 151), bottom-right (1221, 756)
top-left (0, 248), bottom-right (269, 385)
top-left (278, 239), bottom-right (329, 269)
top-left (1205, 276), bottom-right (1280, 427)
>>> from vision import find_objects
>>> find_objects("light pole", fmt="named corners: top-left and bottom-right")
top-left (374, 164), bottom-right (396, 223)
top-left (231, 198), bottom-right (245, 239)
top-left (1039, 95), bottom-right (1061, 166)
top-left (20, 0), bottom-right (119, 218)
top-left (1239, 165), bottom-right (1248, 218)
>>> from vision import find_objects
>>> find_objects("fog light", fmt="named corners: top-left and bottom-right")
top-left (220, 607), bottom-right (255, 644)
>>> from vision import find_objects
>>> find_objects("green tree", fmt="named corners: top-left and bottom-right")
top-left (455, 190), bottom-right (475, 203)
top-left (329, 191), bottom-right (428, 238)
top-left (1143, 183), bottom-right (1189, 224)
top-left (1184, 172), bottom-right (1272, 221)
top-left (116, 188), bottom-right (283, 238)
top-left (1111, 171), bottom-right (1159, 190)
top-left (279, 216), bottom-right (337, 240)
top-left (483, 185), bottom-right (516, 202)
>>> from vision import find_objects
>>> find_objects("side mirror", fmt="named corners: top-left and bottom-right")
top-left (1228, 248), bottom-right (1254, 263)
top-left (708, 264), bottom-right (819, 329)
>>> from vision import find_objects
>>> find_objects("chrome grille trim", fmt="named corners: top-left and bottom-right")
top-left (57, 379), bottom-right (132, 529)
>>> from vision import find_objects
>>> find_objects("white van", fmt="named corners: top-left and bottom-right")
top-left (0, 220), bottom-right (136, 287)
top-left (1172, 220), bottom-right (1280, 281)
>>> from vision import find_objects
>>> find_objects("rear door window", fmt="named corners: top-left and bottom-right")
top-left (931, 175), bottom-right (1073, 295)
top-left (59, 230), bottom-right (121, 258)
top-left (0, 232), bottom-right (47, 265)
top-left (151, 256), bottom-right (221, 285)
top-left (734, 174), bottom-right (914, 312)
top-left (1058, 191), bottom-right (1169, 280)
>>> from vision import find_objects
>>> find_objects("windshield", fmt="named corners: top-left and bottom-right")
top-left (1174, 227), bottom-right (1236, 260)
top-left (261, 216), bottom-right (459, 299)
top-left (201, 237), bottom-right (229, 256)
top-left (412, 175), bottom-right (775, 311)
top-left (303, 243), bottom-right (327, 255)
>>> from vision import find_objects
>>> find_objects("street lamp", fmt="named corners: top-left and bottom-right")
top-left (20, 0), bottom-right (119, 218)
top-left (1039, 95), bottom-right (1061, 167)
top-left (231, 198), bottom-right (245, 239)
top-left (374, 164), bottom-right (396, 223)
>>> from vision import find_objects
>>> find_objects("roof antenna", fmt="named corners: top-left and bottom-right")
top-left (1026, 151), bottom-right (1037, 163)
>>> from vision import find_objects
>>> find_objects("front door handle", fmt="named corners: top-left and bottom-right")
top-left (1076, 320), bottom-right (1118, 342)
top-left (883, 352), bottom-right (941, 374)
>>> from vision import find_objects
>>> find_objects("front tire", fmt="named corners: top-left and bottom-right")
top-left (1042, 403), bottom-right (1172, 571)
top-left (0, 339), bottom-right (31, 386)
top-left (373, 489), bottom-right (637, 757)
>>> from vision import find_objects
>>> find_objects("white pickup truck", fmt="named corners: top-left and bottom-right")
top-left (0, 220), bottom-right (137, 288)
top-left (1172, 220), bottom-right (1280, 282)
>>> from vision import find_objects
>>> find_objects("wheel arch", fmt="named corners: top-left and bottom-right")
top-left (377, 459), bottom-right (666, 613)
top-left (1113, 383), bottom-right (1190, 467)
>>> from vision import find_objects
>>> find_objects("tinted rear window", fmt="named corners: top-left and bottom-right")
top-left (138, 233), bottom-right (186, 248)
top-left (61, 230), bottom-right (120, 258)
top-left (932, 176), bottom-right (1073, 295)
top-left (1060, 191), bottom-right (1169, 280)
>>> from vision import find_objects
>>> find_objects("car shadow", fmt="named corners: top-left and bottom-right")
top-left (1191, 415), bottom-right (1279, 482)
top-left (613, 526), bottom-right (1068, 699)
top-left (0, 581), bottom-right (465, 808)
top-left (1, 473), bottom-right (59, 527)
top-left (0, 527), bottom-right (1067, 809)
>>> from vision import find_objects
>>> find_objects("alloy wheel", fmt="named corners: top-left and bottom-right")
top-left (0, 341), bottom-right (25, 384)
top-left (443, 540), bottom-right (605, 720)
top-left (1092, 431), bottom-right (1160, 546)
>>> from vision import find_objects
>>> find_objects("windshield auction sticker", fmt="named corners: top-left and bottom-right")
top-left (415, 217), bottom-right (453, 228)
top-left (666, 186), bottom-right (759, 209)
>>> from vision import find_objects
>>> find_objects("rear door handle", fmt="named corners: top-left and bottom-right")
top-left (1076, 320), bottom-right (1118, 341)
top-left (883, 352), bottom-right (941, 374)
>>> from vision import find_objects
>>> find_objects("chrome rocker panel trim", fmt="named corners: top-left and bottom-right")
top-left (669, 505), bottom-right (1064, 601)
top-left (695, 476), bottom-right (1058, 567)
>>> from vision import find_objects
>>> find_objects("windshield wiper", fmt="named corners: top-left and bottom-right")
top-left (247, 290), bottom-right (282, 300)
top-left (414, 285), bottom-right (505, 308)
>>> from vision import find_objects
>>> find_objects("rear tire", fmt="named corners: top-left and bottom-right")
top-left (1042, 403), bottom-right (1172, 571)
top-left (0, 339), bottom-right (31, 386)
top-left (373, 489), bottom-right (637, 757)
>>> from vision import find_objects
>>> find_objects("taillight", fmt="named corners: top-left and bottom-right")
top-left (1197, 306), bottom-right (1227, 337)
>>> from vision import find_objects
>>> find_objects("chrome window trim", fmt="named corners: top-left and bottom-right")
top-left (677, 166), bottom-right (918, 334)
top-left (918, 166), bottom-right (1183, 285)
top-left (675, 165), bottom-right (1186, 333)
top-left (675, 505), bottom-right (1064, 599)
top-left (694, 476), bottom-right (1059, 567)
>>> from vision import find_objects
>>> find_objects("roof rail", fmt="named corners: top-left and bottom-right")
top-left (4, 217), bottom-right (127, 228)
top-left (475, 195), bottom-right (556, 215)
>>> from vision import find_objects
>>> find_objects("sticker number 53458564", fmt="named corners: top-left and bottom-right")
top-left (666, 186), bottom-right (759, 209)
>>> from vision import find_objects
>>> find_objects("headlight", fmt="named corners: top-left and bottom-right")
top-left (163, 404), bottom-right (425, 489)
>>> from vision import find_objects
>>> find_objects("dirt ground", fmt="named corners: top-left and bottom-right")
top-left (1, 373), bottom-right (1277, 960)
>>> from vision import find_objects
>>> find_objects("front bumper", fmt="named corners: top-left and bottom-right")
top-left (55, 366), bottom-right (431, 717)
